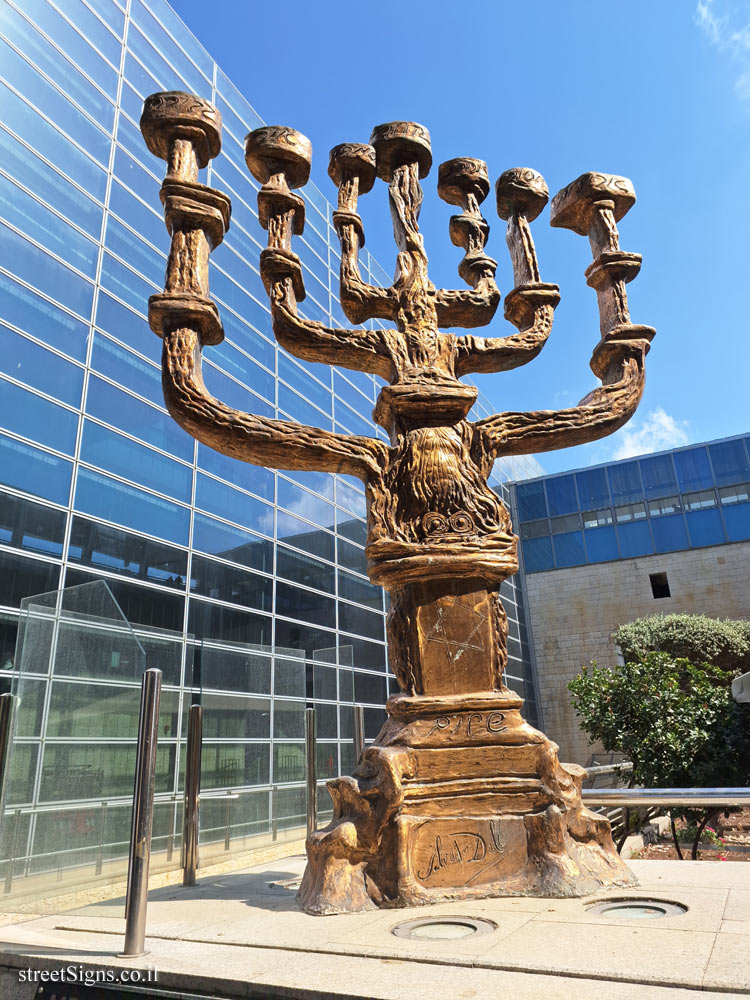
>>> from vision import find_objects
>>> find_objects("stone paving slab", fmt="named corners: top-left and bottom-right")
top-left (0, 858), bottom-right (747, 998)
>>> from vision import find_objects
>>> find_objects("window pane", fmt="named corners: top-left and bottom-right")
top-left (723, 502), bottom-right (750, 541)
top-left (192, 513), bottom-right (272, 574)
top-left (195, 473), bottom-right (273, 537)
top-left (90, 333), bottom-right (161, 404)
top-left (275, 582), bottom-right (336, 630)
top-left (75, 468), bottom-right (189, 545)
top-left (576, 468), bottom-right (610, 509)
top-left (190, 554), bottom-right (272, 612)
top-left (337, 537), bottom-right (367, 575)
top-left (273, 618), bottom-right (336, 662)
top-left (0, 492), bottom-right (66, 556)
top-left (520, 518), bottom-right (549, 539)
top-left (0, 377), bottom-right (78, 454)
top-left (522, 535), bottom-right (554, 572)
top-left (276, 510), bottom-right (335, 562)
top-left (683, 490), bottom-right (716, 511)
top-left (640, 454), bottom-right (677, 499)
top-left (0, 271), bottom-right (89, 361)
top-left (0, 33), bottom-right (112, 158)
top-left (516, 481), bottom-right (547, 522)
top-left (278, 478), bottom-right (335, 528)
top-left (0, 433), bottom-right (72, 503)
top-left (650, 513), bottom-right (689, 553)
top-left (343, 636), bottom-right (386, 672)
top-left (0, 550), bottom-right (59, 607)
top-left (545, 475), bottom-right (578, 516)
top-left (339, 601), bottom-right (384, 641)
top-left (648, 496), bottom-right (681, 516)
top-left (0, 79), bottom-right (107, 200)
top-left (276, 547), bottom-right (334, 593)
top-left (1, 223), bottom-right (94, 317)
top-left (353, 671), bottom-right (386, 706)
top-left (584, 525), bottom-right (618, 563)
top-left (86, 375), bottom-right (194, 462)
top-left (2, 131), bottom-right (102, 237)
top-left (719, 484), bottom-right (750, 505)
top-left (211, 338), bottom-right (274, 405)
top-left (68, 515), bottom-right (187, 586)
top-left (338, 571), bottom-right (382, 611)
top-left (198, 643), bottom-right (272, 695)
top-left (336, 515), bottom-right (366, 546)
top-left (550, 514), bottom-right (580, 534)
top-left (608, 461), bottom-right (643, 504)
top-left (709, 439), bottom-right (750, 486)
top-left (581, 509), bottom-right (613, 528)
top-left (99, 250), bottom-right (158, 315)
top-left (188, 597), bottom-right (272, 647)
top-left (674, 446), bottom-right (713, 492)
top-left (552, 530), bottom-right (585, 568)
top-left (616, 520), bottom-right (653, 557)
top-left (614, 502), bottom-right (647, 523)
top-left (95, 290), bottom-right (152, 357)
top-left (685, 508), bottom-right (725, 548)
top-left (0, 325), bottom-right (83, 407)
top-left (202, 361), bottom-right (274, 420)
top-left (11, 0), bottom-right (118, 96)
top-left (81, 420), bottom-right (192, 501)
top-left (197, 445), bottom-right (273, 502)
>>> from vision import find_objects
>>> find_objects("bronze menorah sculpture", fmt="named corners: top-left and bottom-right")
top-left (140, 92), bottom-right (653, 913)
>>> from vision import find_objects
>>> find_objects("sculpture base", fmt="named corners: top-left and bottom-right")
top-left (298, 693), bottom-right (636, 914)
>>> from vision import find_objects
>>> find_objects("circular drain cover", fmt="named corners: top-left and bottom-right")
top-left (392, 916), bottom-right (496, 940)
top-left (268, 876), bottom-right (302, 892)
top-left (587, 897), bottom-right (687, 919)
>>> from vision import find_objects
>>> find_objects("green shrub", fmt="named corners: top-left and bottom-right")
top-left (613, 613), bottom-right (750, 674)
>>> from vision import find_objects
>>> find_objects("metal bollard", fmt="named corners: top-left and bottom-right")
top-left (353, 704), bottom-right (365, 762)
top-left (305, 707), bottom-right (316, 837)
top-left (182, 704), bottom-right (202, 887)
top-left (120, 668), bottom-right (162, 958)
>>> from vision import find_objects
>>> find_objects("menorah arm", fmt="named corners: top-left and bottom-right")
top-left (475, 336), bottom-right (650, 457)
top-left (434, 277), bottom-right (501, 329)
top-left (265, 265), bottom-right (397, 380)
top-left (334, 214), bottom-right (397, 324)
top-left (454, 283), bottom-right (560, 375)
top-left (162, 326), bottom-right (386, 479)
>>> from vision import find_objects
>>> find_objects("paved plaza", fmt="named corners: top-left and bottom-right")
top-left (0, 854), bottom-right (747, 999)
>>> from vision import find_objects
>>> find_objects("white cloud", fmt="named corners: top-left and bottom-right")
top-left (695, 0), bottom-right (750, 99)
top-left (612, 408), bottom-right (690, 460)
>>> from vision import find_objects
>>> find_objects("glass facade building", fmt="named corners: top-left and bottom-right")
top-left (514, 434), bottom-right (750, 574)
top-left (0, 0), bottom-right (543, 879)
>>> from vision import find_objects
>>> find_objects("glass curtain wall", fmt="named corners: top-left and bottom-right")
top-left (0, 0), bottom-right (543, 847)
top-left (514, 435), bottom-right (750, 574)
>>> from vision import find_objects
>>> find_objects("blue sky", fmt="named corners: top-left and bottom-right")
top-left (172, 0), bottom-right (749, 475)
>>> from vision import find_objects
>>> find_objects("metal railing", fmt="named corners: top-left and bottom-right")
top-left (582, 787), bottom-right (750, 808)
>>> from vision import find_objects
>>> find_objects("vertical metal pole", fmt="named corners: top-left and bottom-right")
top-left (305, 708), bottom-right (316, 837)
top-left (120, 668), bottom-right (162, 958)
top-left (182, 704), bottom-right (202, 887)
top-left (353, 704), bottom-right (365, 762)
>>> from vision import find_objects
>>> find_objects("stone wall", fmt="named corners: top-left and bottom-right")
top-left (525, 541), bottom-right (750, 764)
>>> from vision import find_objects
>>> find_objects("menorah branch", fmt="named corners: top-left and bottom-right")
top-left (328, 144), bottom-right (398, 324)
top-left (475, 341), bottom-right (648, 457)
top-left (162, 328), bottom-right (385, 479)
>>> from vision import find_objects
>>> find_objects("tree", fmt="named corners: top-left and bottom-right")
top-left (569, 614), bottom-right (750, 859)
